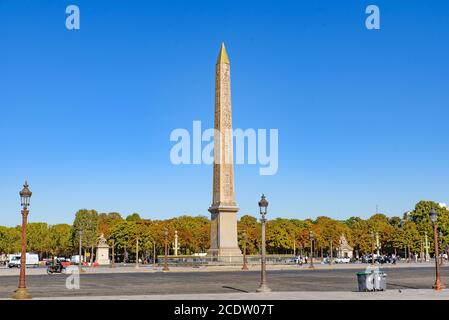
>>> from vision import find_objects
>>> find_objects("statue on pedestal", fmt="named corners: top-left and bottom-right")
top-left (95, 233), bottom-right (110, 265)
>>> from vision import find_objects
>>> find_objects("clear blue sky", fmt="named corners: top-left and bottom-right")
top-left (1, 1), bottom-right (448, 226)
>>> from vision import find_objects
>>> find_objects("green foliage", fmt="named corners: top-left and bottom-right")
top-left (0, 200), bottom-right (447, 258)
top-left (409, 201), bottom-right (449, 252)
top-left (72, 209), bottom-right (99, 250)
top-left (48, 224), bottom-right (72, 256)
top-left (27, 223), bottom-right (51, 256)
top-left (0, 226), bottom-right (21, 254)
top-left (126, 213), bottom-right (142, 222)
top-left (98, 212), bottom-right (123, 239)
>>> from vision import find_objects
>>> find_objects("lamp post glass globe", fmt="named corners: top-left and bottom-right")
top-left (20, 181), bottom-right (32, 208)
top-left (258, 194), bottom-right (268, 216)
top-left (429, 208), bottom-right (437, 224)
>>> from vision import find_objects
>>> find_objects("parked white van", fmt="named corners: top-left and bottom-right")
top-left (70, 255), bottom-right (84, 264)
top-left (7, 253), bottom-right (39, 268)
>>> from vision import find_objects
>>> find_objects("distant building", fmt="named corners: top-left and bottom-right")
top-left (337, 234), bottom-right (353, 258)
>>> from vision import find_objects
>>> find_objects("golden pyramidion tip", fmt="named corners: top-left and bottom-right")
top-left (216, 42), bottom-right (230, 65)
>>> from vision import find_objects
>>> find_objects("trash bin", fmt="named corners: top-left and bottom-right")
top-left (373, 270), bottom-right (387, 291)
top-left (357, 271), bottom-right (374, 292)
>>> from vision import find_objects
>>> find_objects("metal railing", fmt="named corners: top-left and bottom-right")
top-left (154, 254), bottom-right (301, 267)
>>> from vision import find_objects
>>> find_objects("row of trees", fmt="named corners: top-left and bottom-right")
top-left (0, 201), bottom-right (448, 261)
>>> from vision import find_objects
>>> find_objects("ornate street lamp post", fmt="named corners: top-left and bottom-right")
top-left (256, 194), bottom-right (271, 293)
top-left (420, 237), bottom-right (424, 263)
top-left (309, 230), bottom-right (314, 269)
top-left (135, 238), bottom-right (139, 269)
top-left (78, 228), bottom-right (86, 273)
top-left (163, 227), bottom-right (169, 272)
top-left (242, 230), bottom-right (249, 271)
top-left (329, 237), bottom-right (333, 265)
top-left (153, 242), bottom-right (157, 269)
top-left (12, 182), bottom-right (32, 300)
top-left (111, 239), bottom-right (115, 268)
top-left (375, 232), bottom-right (380, 256)
top-left (429, 208), bottom-right (442, 291)
top-left (400, 220), bottom-right (407, 262)
top-left (371, 231), bottom-right (375, 266)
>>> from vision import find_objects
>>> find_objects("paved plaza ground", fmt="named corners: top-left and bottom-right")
top-left (0, 263), bottom-right (448, 299)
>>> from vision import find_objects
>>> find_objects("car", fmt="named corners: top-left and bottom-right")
top-left (287, 256), bottom-right (303, 264)
top-left (334, 257), bottom-right (351, 263)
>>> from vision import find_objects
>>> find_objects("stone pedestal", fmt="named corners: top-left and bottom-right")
top-left (95, 234), bottom-right (110, 265)
top-left (96, 244), bottom-right (110, 265)
top-left (208, 205), bottom-right (242, 262)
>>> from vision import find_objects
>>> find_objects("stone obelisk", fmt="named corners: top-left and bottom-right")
top-left (208, 43), bottom-right (242, 261)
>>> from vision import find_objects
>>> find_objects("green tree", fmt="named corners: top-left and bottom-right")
top-left (27, 223), bottom-right (51, 258)
top-left (409, 201), bottom-right (449, 254)
top-left (72, 209), bottom-right (99, 263)
top-left (266, 218), bottom-right (295, 254)
top-left (98, 212), bottom-right (123, 239)
top-left (126, 213), bottom-right (142, 222)
top-left (0, 226), bottom-right (21, 254)
top-left (48, 224), bottom-right (72, 257)
top-left (238, 215), bottom-right (260, 255)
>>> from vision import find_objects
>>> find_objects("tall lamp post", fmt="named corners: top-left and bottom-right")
top-left (420, 237), bottom-right (424, 263)
top-left (163, 227), bottom-right (169, 272)
top-left (256, 194), bottom-right (271, 293)
top-left (329, 237), bottom-right (333, 265)
top-left (153, 242), bottom-right (157, 269)
top-left (429, 208), bottom-right (442, 291)
top-left (12, 182), bottom-right (32, 300)
top-left (375, 232), bottom-right (380, 256)
top-left (242, 230), bottom-right (249, 271)
top-left (111, 239), bottom-right (115, 268)
top-left (400, 220), bottom-right (407, 262)
top-left (293, 234), bottom-right (296, 256)
top-left (371, 231), bottom-right (375, 266)
top-left (78, 228), bottom-right (85, 273)
top-left (135, 238), bottom-right (139, 269)
top-left (309, 230), bottom-right (314, 269)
